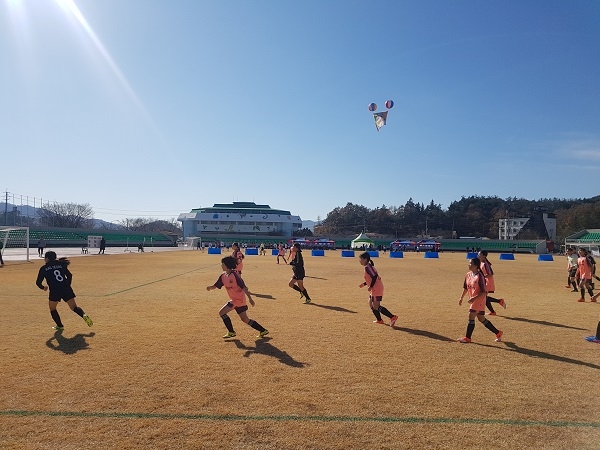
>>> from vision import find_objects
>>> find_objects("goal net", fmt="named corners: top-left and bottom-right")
top-left (0, 226), bottom-right (30, 263)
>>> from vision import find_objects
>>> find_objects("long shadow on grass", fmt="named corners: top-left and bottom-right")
top-left (249, 292), bottom-right (276, 300)
top-left (304, 303), bottom-right (357, 313)
top-left (231, 339), bottom-right (306, 368)
top-left (395, 326), bottom-right (456, 342)
top-left (45, 330), bottom-right (95, 355)
top-left (475, 341), bottom-right (600, 370)
top-left (502, 316), bottom-right (587, 331)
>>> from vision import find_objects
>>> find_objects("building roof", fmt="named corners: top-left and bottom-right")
top-left (190, 202), bottom-right (292, 216)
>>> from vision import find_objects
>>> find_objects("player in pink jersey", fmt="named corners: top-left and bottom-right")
top-left (277, 243), bottom-right (287, 264)
top-left (231, 242), bottom-right (244, 274)
top-left (359, 252), bottom-right (398, 326)
top-left (206, 256), bottom-right (269, 339)
top-left (575, 248), bottom-right (595, 302)
top-left (457, 257), bottom-right (502, 343)
top-left (478, 250), bottom-right (506, 315)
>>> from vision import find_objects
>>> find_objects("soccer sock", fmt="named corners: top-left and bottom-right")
top-left (371, 308), bottom-right (382, 321)
top-left (248, 319), bottom-right (266, 332)
top-left (482, 318), bottom-right (499, 334)
top-left (588, 288), bottom-right (594, 297)
top-left (220, 314), bottom-right (234, 333)
top-left (378, 306), bottom-right (393, 318)
top-left (291, 285), bottom-right (302, 293)
top-left (486, 298), bottom-right (496, 314)
top-left (302, 289), bottom-right (311, 300)
top-left (73, 306), bottom-right (85, 317)
top-left (466, 320), bottom-right (475, 338)
top-left (596, 321), bottom-right (600, 339)
top-left (50, 310), bottom-right (63, 328)
top-left (487, 296), bottom-right (500, 303)
top-left (581, 288), bottom-right (585, 298)
top-left (572, 280), bottom-right (578, 289)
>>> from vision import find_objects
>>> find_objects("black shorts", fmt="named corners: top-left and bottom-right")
top-left (569, 268), bottom-right (577, 278)
top-left (48, 287), bottom-right (76, 302)
top-left (292, 266), bottom-right (305, 280)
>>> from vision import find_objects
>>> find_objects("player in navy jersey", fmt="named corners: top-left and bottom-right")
top-left (35, 251), bottom-right (93, 330)
top-left (288, 243), bottom-right (311, 303)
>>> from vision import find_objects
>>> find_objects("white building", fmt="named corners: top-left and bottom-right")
top-left (178, 202), bottom-right (302, 240)
top-left (499, 211), bottom-right (556, 241)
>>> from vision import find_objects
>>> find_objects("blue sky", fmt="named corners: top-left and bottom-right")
top-left (1, 0), bottom-right (599, 223)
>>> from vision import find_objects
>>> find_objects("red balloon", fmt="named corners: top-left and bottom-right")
top-left (368, 103), bottom-right (377, 112)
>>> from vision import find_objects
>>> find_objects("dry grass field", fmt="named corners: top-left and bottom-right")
top-left (0, 249), bottom-right (599, 449)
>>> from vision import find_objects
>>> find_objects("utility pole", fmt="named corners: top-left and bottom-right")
top-left (4, 191), bottom-right (8, 226)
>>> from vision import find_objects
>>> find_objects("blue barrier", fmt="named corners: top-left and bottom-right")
top-left (341, 250), bottom-right (355, 257)
top-left (538, 254), bottom-right (554, 261)
top-left (272, 249), bottom-right (279, 256)
top-left (424, 251), bottom-right (439, 258)
top-left (207, 247), bottom-right (222, 255)
top-left (467, 252), bottom-right (478, 259)
top-left (390, 251), bottom-right (404, 258)
top-left (499, 253), bottom-right (515, 260)
top-left (367, 251), bottom-right (379, 258)
top-left (311, 249), bottom-right (325, 257)
top-left (245, 248), bottom-right (258, 255)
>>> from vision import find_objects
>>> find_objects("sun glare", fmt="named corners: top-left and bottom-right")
top-left (51, 0), bottom-right (154, 124)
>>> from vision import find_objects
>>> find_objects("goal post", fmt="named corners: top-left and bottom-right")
top-left (0, 226), bottom-right (30, 263)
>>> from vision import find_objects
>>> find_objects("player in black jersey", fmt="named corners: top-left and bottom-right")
top-left (35, 251), bottom-right (93, 330)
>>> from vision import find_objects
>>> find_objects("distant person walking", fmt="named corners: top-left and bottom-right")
top-left (37, 237), bottom-right (46, 258)
top-left (359, 252), bottom-right (398, 326)
top-left (35, 251), bottom-right (93, 330)
top-left (288, 243), bottom-right (311, 303)
top-left (0, 240), bottom-right (4, 267)
top-left (98, 237), bottom-right (106, 255)
top-left (457, 257), bottom-right (503, 343)
top-left (565, 247), bottom-right (579, 292)
top-left (277, 243), bottom-right (287, 264)
top-left (231, 242), bottom-right (244, 274)
top-left (206, 256), bottom-right (269, 339)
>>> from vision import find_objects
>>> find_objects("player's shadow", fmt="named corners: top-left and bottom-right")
top-left (46, 330), bottom-right (95, 354)
top-left (476, 341), bottom-right (600, 370)
top-left (396, 326), bottom-right (456, 342)
top-left (232, 339), bottom-right (306, 368)
top-left (249, 292), bottom-right (275, 300)
top-left (503, 316), bottom-right (588, 331)
top-left (305, 276), bottom-right (327, 280)
top-left (304, 303), bottom-right (357, 313)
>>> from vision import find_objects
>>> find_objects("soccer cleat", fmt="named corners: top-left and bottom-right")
top-left (487, 312), bottom-right (497, 316)
top-left (303, 298), bottom-right (311, 304)
top-left (571, 289), bottom-right (579, 292)
top-left (495, 330), bottom-right (503, 342)
top-left (82, 314), bottom-right (93, 327)
top-left (577, 298), bottom-right (585, 302)
top-left (499, 298), bottom-right (507, 309)
top-left (565, 285), bottom-right (572, 288)
top-left (457, 337), bottom-right (471, 343)
top-left (584, 336), bottom-right (600, 343)
top-left (257, 329), bottom-right (270, 338)
top-left (591, 298), bottom-right (597, 303)
top-left (390, 315), bottom-right (398, 327)
top-left (52, 326), bottom-right (64, 331)
top-left (373, 320), bottom-right (384, 324)
top-left (222, 331), bottom-right (236, 339)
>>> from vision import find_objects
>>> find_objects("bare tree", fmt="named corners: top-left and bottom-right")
top-left (38, 202), bottom-right (94, 228)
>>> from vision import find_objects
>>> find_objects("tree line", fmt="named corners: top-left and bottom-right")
top-left (313, 196), bottom-right (600, 242)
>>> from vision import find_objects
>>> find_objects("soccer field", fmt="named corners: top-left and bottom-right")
top-left (1, 250), bottom-right (598, 449)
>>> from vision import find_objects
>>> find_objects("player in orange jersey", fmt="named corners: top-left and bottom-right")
top-left (359, 252), bottom-right (397, 326)
top-left (457, 258), bottom-right (502, 343)
top-left (206, 256), bottom-right (269, 339)
top-left (231, 242), bottom-right (244, 274)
